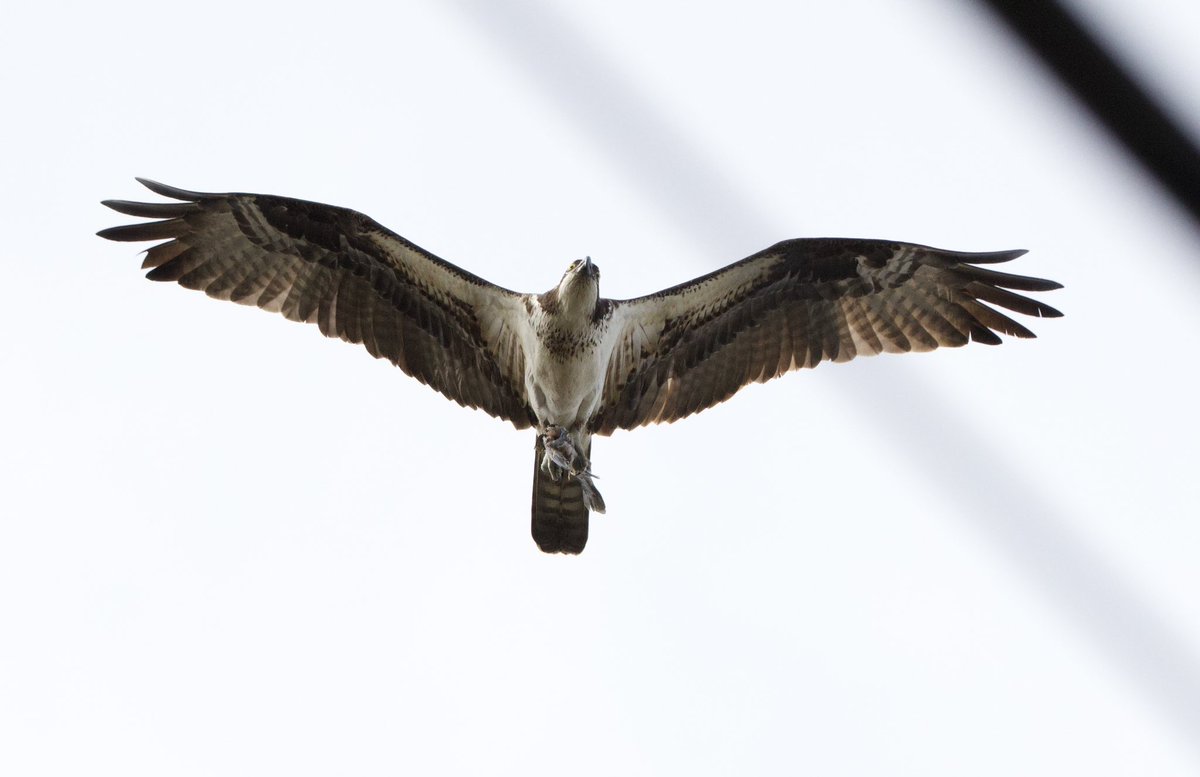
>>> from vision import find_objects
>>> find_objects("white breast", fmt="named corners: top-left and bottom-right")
top-left (522, 300), bottom-right (615, 429)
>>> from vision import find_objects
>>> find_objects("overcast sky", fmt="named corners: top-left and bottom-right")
top-left (2, 1), bottom-right (1199, 774)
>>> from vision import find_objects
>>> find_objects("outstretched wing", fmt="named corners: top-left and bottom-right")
top-left (590, 238), bottom-right (1062, 434)
top-left (100, 179), bottom-right (536, 428)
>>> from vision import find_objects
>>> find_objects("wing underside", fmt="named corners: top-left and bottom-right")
top-left (591, 238), bottom-right (1061, 434)
top-left (100, 179), bottom-right (536, 428)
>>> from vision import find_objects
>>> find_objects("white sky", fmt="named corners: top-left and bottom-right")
top-left (2, 0), bottom-right (1199, 774)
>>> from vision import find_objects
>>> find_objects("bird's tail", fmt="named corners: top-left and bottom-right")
top-left (531, 435), bottom-right (591, 554)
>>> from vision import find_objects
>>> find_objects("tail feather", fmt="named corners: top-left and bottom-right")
top-left (531, 436), bottom-right (590, 554)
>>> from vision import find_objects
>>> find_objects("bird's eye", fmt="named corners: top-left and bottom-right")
top-left (569, 260), bottom-right (581, 271)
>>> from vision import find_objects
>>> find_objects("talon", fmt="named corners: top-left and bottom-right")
top-left (540, 424), bottom-right (604, 511)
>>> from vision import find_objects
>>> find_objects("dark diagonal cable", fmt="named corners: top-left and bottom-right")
top-left (980, 0), bottom-right (1200, 231)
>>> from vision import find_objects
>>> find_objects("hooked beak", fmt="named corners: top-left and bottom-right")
top-left (583, 256), bottom-right (598, 278)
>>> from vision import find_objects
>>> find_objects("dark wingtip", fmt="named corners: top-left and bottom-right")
top-left (101, 198), bottom-right (197, 218)
top-left (96, 219), bottom-right (185, 242)
top-left (135, 177), bottom-right (212, 201)
top-left (1012, 276), bottom-right (1063, 292)
top-left (96, 225), bottom-right (130, 240)
top-left (958, 248), bottom-right (1028, 264)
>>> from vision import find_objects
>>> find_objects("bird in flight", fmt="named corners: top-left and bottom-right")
top-left (100, 179), bottom-right (1062, 554)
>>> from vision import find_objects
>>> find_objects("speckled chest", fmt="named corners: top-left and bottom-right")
top-left (524, 302), bottom-right (615, 427)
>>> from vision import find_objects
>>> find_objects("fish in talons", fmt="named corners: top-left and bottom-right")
top-left (541, 425), bottom-right (606, 514)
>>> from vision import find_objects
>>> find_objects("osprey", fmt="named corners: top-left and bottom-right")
top-left (99, 179), bottom-right (1062, 554)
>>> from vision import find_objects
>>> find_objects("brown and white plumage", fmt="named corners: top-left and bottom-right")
top-left (100, 179), bottom-right (1062, 554)
top-left (591, 239), bottom-right (1062, 434)
top-left (99, 178), bottom-right (536, 428)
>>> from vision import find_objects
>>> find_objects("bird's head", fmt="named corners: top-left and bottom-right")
top-left (550, 256), bottom-right (601, 317)
top-left (563, 256), bottom-right (600, 284)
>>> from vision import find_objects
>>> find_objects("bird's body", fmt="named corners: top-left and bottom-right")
top-left (100, 179), bottom-right (1062, 554)
top-left (524, 265), bottom-right (611, 431)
